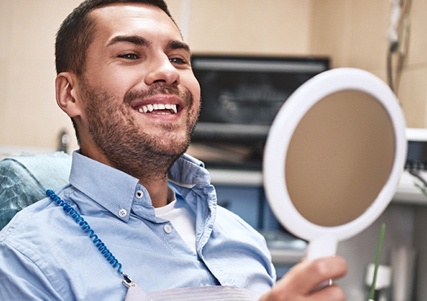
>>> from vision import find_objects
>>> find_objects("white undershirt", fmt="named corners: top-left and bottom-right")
top-left (154, 199), bottom-right (197, 254)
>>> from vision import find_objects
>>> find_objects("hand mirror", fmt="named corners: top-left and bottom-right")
top-left (263, 68), bottom-right (407, 260)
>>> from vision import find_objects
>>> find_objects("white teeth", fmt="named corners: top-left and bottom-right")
top-left (138, 104), bottom-right (177, 114)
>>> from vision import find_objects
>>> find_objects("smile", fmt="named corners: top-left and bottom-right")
top-left (137, 103), bottom-right (178, 114)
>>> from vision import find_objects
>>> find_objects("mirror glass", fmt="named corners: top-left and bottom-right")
top-left (285, 90), bottom-right (395, 227)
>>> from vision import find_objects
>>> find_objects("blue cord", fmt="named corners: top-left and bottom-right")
top-left (46, 189), bottom-right (123, 275)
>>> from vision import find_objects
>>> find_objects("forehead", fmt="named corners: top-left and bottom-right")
top-left (89, 3), bottom-right (182, 42)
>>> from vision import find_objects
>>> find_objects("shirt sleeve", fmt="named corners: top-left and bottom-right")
top-left (0, 242), bottom-right (63, 300)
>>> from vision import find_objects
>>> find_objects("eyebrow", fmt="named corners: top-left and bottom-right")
top-left (107, 35), bottom-right (150, 47)
top-left (107, 35), bottom-right (191, 53)
top-left (168, 40), bottom-right (191, 53)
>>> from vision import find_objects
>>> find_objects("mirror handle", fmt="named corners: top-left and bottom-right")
top-left (306, 234), bottom-right (338, 260)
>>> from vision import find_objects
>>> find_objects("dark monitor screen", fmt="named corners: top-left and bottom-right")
top-left (406, 141), bottom-right (427, 170)
top-left (188, 55), bottom-right (330, 170)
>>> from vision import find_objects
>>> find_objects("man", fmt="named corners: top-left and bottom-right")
top-left (0, 0), bottom-right (347, 300)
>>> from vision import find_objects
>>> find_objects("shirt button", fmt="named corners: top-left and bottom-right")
top-left (119, 209), bottom-right (127, 218)
top-left (163, 224), bottom-right (172, 234)
top-left (135, 190), bottom-right (144, 199)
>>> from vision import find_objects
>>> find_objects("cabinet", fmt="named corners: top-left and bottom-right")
top-left (215, 185), bottom-right (262, 229)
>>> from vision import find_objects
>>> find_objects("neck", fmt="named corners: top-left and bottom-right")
top-left (142, 177), bottom-right (171, 208)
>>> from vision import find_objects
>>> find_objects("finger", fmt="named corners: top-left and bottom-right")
top-left (282, 256), bottom-right (348, 295)
top-left (259, 282), bottom-right (345, 301)
top-left (306, 256), bottom-right (347, 292)
top-left (307, 284), bottom-right (346, 301)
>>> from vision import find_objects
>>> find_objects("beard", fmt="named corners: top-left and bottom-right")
top-left (80, 80), bottom-right (200, 181)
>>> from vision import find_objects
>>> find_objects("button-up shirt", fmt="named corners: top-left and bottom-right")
top-left (0, 152), bottom-right (275, 300)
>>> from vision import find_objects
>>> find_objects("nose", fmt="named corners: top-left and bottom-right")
top-left (144, 55), bottom-right (180, 86)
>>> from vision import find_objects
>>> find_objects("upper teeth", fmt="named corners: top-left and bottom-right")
top-left (138, 104), bottom-right (177, 114)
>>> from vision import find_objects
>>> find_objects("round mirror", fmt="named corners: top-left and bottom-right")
top-left (263, 68), bottom-right (406, 260)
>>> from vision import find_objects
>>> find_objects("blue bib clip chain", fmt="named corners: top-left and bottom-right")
top-left (46, 189), bottom-right (136, 288)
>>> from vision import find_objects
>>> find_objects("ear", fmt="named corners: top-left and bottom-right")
top-left (55, 72), bottom-right (82, 118)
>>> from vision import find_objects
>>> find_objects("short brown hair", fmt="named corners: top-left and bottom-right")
top-left (55, 0), bottom-right (174, 75)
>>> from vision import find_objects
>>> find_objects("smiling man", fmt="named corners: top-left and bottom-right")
top-left (55, 2), bottom-right (201, 209)
top-left (0, 1), bottom-right (347, 300)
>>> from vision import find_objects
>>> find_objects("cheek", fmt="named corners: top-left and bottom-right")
top-left (102, 78), bottom-right (132, 97)
top-left (87, 66), bottom-right (139, 97)
top-left (187, 76), bottom-right (201, 106)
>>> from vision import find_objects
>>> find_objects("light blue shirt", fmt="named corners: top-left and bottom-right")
top-left (0, 152), bottom-right (275, 300)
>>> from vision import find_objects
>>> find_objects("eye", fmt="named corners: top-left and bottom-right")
top-left (169, 57), bottom-right (188, 65)
top-left (118, 53), bottom-right (139, 60)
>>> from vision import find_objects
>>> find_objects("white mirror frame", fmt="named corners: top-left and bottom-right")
top-left (263, 68), bottom-right (407, 260)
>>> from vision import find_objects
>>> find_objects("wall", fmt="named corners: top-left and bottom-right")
top-left (311, 0), bottom-right (427, 128)
top-left (175, 0), bottom-right (313, 55)
top-left (0, 1), bottom-right (82, 154)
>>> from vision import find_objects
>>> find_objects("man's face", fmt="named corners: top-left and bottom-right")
top-left (74, 4), bottom-right (201, 175)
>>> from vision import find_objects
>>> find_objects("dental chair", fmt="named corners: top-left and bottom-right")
top-left (0, 152), bottom-right (72, 229)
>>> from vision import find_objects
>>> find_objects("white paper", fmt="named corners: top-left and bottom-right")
top-left (125, 285), bottom-right (262, 301)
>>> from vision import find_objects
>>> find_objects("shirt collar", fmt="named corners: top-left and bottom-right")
top-left (68, 152), bottom-right (212, 221)
top-left (69, 152), bottom-right (139, 221)
top-left (168, 153), bottom-right (211, 188)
